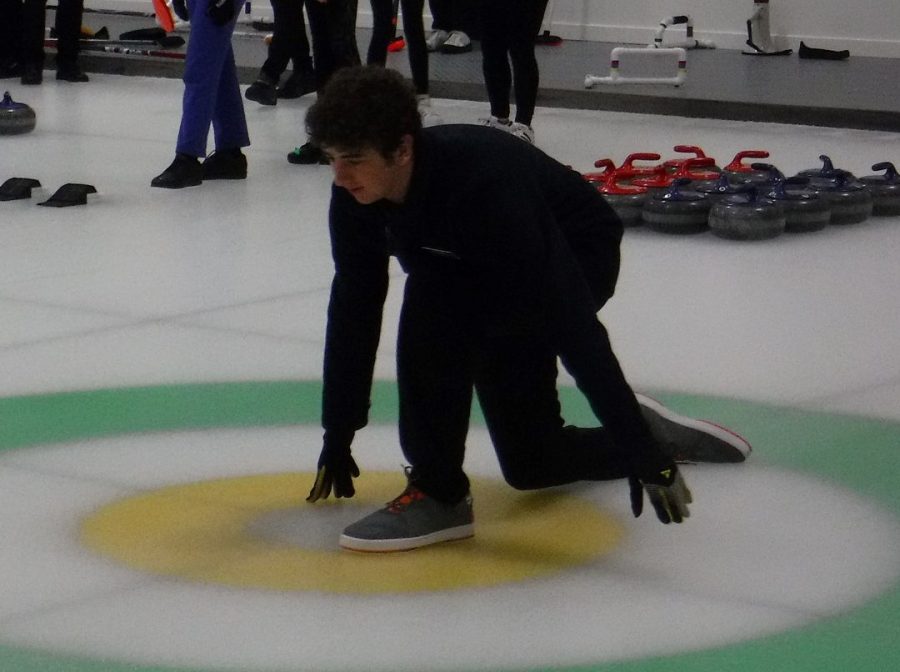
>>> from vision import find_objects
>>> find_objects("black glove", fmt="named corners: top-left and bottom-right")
top-left (172, 0), bottom-right (189, 21)
top-left (207, 0), bottom-right (236, 26)
top-left (307, 428), bottom-right (359, 502)
top-left (629, 463), bottom-right (692, 524)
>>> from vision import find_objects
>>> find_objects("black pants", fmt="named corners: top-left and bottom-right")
top-left (396, 245), bottom-right (637, 505)
top-left (480, 0), bottom-right (548, 125)
top-left (305, 0), bottom-right (360, 92)
top-left (367, 0), bottom-right (429, 95)
top-left (427, 0), bottom-right (478, 37)
top-left (261, 0), bottom-right (314, 82)
top-left (5, 0), bottom-right (84, 69)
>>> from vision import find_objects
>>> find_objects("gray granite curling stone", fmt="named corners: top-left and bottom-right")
top-left (754, 164), bottom-right (831, 233)
top-left (642, 178), bottom-right (711, 234)
top-left (599, 173), bottom-right (648, 228)
top-left (807, 172), bottom-right (873, 225)
top-left (859, 162), bottom-right (900, 217)
top-left (0, 91), bottom-right (36, 135)
top-left (723, 150), bottom-right (772, 185)
top-left (708, 187), bottom-right (786, 241)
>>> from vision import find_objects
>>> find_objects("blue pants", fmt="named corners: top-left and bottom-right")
top-left (176, 0), bottom-right (250, 158)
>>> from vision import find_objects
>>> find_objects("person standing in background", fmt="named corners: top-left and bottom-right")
top-left (151, 0), bottom-right (250, 188)
top-left (245, 0), bottom-right (317, 106)
top-left (478, 0), bottom-right (548, 144)
top-left (0, 0), bottom-right (89, 84)
top-left (286, 0), bottom-right (361, 165)
top-left (367, 0), bottom-right (440, 126)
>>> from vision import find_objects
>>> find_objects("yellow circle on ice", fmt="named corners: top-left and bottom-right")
top-left (80, 472), bottom-right (623, 594)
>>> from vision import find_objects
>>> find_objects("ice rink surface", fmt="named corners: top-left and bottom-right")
top-left (0, 74), bottom-right (899, 672)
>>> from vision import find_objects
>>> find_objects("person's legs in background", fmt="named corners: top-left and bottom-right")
top-left (479, 0), bottom-right (547, 144)
top-left (204, 35), bottom-right (250, 179)
top-left (53, 0), bottom-right (88, 81)
top-left (287, 0), bottom-right (360, 165)
top-left (508, 0), bottom-right (547, 123)
top-left (19, 0), bottom-right (48, 84)
top-left (366, 0), bottom-right (394, 67)
top-left (153, 0), bottom-right (249, 188)
top-left (246, 0), bottom-right (315, 105)
top-left (0, 0), bottom-right (23, 78)
top-left (479, 0), bottom-right (512, 128)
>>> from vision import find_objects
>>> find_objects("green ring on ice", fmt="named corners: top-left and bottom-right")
top-left (0, 380), bottom-right (898, 672)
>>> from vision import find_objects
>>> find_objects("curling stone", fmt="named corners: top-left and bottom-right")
top-left (708, 186), bottom-right (785, 241)
top-left (671, 157), bottom-right (720, 183)
top-left (663, 145), bottom-right (722, 174)
top-left (0, 91), bottom-right (36, 135)
top-left (795, 154), bottom-right (855, 183)
top-left (723, 150), bottom-right (771, 185)
top-left (807, 172), bottom-right (873, 225)
top-left (693, 172), bottom-right (752, 203)
top-left (859, 162), bottom-right (900, 216)
top-left (615, 152), bottom-right (662, 183)
top-left (583, 158), bottom-right (616, 186)
top-left (642, 178), bottom-right (711, 234)
top-left (599, 172), bottom-right (648, 228)
top-left (632, 165), bottom-right (675, 197)
top-left (754, 164), bottom-right (831, 233)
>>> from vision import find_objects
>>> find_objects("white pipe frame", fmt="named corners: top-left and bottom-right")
top-left (584, 47), bottom-right (687, 88)
top-left (651, 15), bottom-right (715, 50)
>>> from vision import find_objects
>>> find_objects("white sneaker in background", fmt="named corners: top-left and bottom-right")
top-left (440, 30), bottom-right (472, 53)
top-left (478, 116), bottom-right (512, 131)
top-left (510, 122), bottom-right (535, 144)
top-left (425, 29), bottom-right (450, 52)
top-left (417, 94), bottom-right (443, 127)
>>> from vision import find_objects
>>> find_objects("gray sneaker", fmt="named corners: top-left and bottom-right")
top-left (636, 393), bottom-right (752, 463)
top-left (340, 479), bottom-right (474, 552)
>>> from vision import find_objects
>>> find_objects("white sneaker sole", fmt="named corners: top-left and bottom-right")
top-left (635, 392), bottom-right (752, 462)
top-left (339, 523), bottom-right (475, 553)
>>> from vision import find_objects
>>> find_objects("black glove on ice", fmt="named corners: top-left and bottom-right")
top-left (629, 459), bottom-right (692, 524)
top-left (207, 0), bottom-right (236, 26)
top-left (172, 0), bottom-right (189, 21)
top-left (307, 429), bottom-right (359, 502)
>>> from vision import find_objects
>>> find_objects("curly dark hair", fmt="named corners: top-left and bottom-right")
top-left (305, 66), bottom-right (422, 157)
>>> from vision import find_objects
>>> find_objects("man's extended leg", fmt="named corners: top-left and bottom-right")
top-left (636, 393), bottom-right (751, 463)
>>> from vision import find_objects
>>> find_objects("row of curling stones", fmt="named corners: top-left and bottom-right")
top-left (584, 156), bottom-right (898, 240)
top-left (1, 92), bottom-right (36, 135)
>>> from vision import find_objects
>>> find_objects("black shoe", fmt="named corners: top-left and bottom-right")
top-left (151, 154), bottom-right (203, 189)
top-left (287, 142), bottom-right (327, 165)
top-left (245, 79), bottom-right (277, 106)
top-left (277, 70), bottom-right (316, 99)
top-left (20, 63), bottom-right (42, 85)
top-left (56, 65), bottom-right (89, 82)
top-left (202, 149), bottom-right (247, 180)
top-left (0, 60), bottom-right (21, 79)
top-left (798, 41), bottom-right (850, 60)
